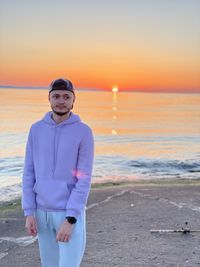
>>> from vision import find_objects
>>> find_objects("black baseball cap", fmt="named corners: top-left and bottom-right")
top-left (49, 78), bottom-right (75, 94)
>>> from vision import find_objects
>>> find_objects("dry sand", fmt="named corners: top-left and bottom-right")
top-left (0, 181), bottom-right (200, 267)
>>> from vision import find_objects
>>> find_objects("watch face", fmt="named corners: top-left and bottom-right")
top-left (66, 217), bottom-right (77, 224)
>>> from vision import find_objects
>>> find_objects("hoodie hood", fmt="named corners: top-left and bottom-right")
top-left (42, 111), bottom-right (81, 126)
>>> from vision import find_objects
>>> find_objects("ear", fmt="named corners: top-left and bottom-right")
top-left (73, 94), bottom-right (76, 103)
top-left (48, 93), bottom-right (50, 102)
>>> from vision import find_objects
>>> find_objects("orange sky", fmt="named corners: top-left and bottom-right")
top-left (0, 1), bottom-right (200, 93)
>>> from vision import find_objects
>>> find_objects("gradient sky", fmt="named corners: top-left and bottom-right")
top-left (0, 0), bottom-right (200, 92)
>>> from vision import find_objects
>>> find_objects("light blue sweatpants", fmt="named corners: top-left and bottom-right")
top-left (35, 209), bottom-right (86, 267)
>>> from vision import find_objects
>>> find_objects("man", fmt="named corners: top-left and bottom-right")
top-left (22, 78), bottom-right (94, 267)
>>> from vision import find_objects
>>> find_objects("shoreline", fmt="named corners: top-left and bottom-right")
top-left (1, 177), bottom-right (200, 213)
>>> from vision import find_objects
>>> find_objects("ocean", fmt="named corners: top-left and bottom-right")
top-left (0, 88), bottom-right (200, 203)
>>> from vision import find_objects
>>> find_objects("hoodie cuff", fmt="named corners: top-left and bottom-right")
top-left (65, 209), bottom-right (79, 220)
top-left (24, 209), bottom-right (35, 216)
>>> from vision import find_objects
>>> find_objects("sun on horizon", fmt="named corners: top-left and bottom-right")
top-left (112, 86), bottom-right (118, 92)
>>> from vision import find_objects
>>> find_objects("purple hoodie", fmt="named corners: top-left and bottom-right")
top-left (22, 111), bottom-right (94, 219)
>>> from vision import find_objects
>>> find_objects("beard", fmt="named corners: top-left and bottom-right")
top-left (51, 104), bottom-right (73, 116)
top-left (52, 110), bottom-right (70, 116)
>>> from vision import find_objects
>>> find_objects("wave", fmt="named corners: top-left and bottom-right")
top-left (94, 156), bottom-right (200, 180)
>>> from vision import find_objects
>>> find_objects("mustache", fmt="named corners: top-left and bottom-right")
top-left (51, 104), bottom-right (74, 115)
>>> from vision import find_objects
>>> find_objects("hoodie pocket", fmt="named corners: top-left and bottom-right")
top-left (34, 179), bottom-right (70, 209)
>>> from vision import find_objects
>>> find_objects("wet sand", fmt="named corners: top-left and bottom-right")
top-left (0, 181), bottom-right (200, 266)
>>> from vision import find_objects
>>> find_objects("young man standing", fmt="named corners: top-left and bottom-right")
top-left (22, 78), bottom-right (94, 267)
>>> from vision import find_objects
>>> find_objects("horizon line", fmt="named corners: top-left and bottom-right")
top-left (0, 85), bottom-right (199, 94)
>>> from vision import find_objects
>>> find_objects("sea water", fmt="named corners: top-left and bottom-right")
top-left (0, 88), bottom-right (200, 202)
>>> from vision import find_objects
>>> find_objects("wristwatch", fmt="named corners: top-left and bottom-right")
top-left (66, 216), bottom-right (77, 224)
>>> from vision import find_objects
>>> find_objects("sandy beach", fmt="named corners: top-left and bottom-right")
top-left (0, 181), bottom-right (200, 267)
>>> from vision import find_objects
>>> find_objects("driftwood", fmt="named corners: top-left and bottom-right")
top-left (150, 222), bottom-right (200, 234)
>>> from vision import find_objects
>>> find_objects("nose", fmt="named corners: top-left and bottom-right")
top-left (58, 98), bottom-right (65, 104)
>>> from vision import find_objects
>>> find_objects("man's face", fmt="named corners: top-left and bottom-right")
top-left (48, 90), bottom-right (75, 116)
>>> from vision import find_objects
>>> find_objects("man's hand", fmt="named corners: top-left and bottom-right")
top-left (25, 216), bottom-right (37, 237)
top-left (56, 220), bottom-right (74, 242)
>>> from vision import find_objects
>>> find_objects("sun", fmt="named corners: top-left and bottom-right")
top-left (112, 86), bottom-right (118, 92)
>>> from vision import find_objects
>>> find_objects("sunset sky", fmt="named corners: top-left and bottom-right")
top-left (0, 0), bottom-right (200, 93)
